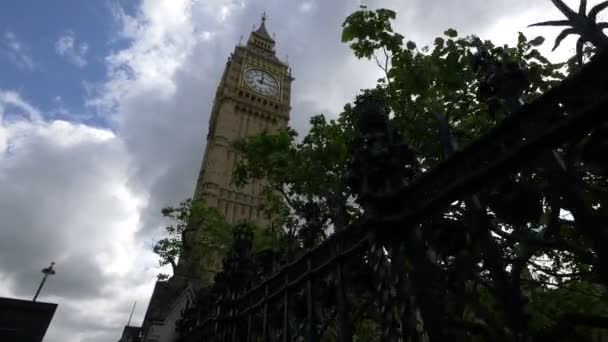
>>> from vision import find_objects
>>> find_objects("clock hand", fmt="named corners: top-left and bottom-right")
top-left (261, 78), bottom-right (274, 87)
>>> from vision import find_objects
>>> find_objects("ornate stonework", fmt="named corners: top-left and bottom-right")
top-left (140, 16), bottom-right (292, 342)
top-left (193, 16), bottom-right (292, 225)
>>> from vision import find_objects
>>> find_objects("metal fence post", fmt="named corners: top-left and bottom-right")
top-left (263, 284), bottom-right (270, 342)
top-left (283, 274), bottom-right (290, 342)
top-left (335, 242), bottom-right (352, 342)
top-left (306, 257), bottom-right (317, 342)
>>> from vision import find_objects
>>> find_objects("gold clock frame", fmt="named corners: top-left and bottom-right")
top-left (241, 66), bottom-right (281, 101)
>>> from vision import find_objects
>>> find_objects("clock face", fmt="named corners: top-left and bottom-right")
top-left (244, 69), bottom-right (279, 97)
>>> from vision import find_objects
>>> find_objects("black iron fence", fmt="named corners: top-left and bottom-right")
top-left (179, 6), bottom-right (608, 341)
top-left (177, 46), bottom-right (608, 341)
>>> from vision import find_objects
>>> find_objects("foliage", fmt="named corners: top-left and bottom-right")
top-left (529, 0), bottom-right (608, 65)
top-left (527, 281), bottom-right (608, 334)
top-left (232, 112), bottom-right (357, 251)
top-left (153, 198), bottom-right (232, 281)
top-left (342, 7), bottom-right (570, 168)
top-left (153, 198), bottom-right (283, 281)
top-left (177, 2), bottom-right (608, 341)
top-left (339, 5), bottom-right (608, 341)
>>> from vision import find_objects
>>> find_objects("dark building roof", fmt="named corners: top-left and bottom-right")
top-left (254, 21), bottom-right (273, 41)
top-left (252, 14), bottom-right (274, 42)
top-left (140, 278), bottom-right (189, 332)
top-left (142, 281), bottom-right (172, 322)
top-left (118, 325), bottom-right (142, 342)
top-left (0, 297), bottom-right (57, 342)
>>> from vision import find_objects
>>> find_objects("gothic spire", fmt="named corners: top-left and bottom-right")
top-left (254, 12), bottom-right (274, 42)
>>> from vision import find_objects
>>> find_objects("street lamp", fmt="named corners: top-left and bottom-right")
top-left (33, 262), bottom-right (56, 302)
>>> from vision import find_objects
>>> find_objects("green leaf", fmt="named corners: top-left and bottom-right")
top-left (340, 26), bottom-right (354, 42)
top-left (529, 36), bottom-right (546, 47)
top-left (444, 28), bottom-right (458, 37)
top-left (434, 37), bottom-right (445, 47)
top-left (518, 32), bottom-right (527, 45)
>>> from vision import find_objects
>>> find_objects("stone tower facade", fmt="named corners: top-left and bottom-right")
top-left (139, 16), bottom-right (292, 342)
top-left (193, 15), bottom-right (292, 224)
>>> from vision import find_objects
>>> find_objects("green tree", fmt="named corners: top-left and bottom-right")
top-left (232, 113), bottom-right (357, 251)
top-left (153, 198), bottom-right (232, 281)
top-left (154, 198), bottom-right (283, 281)
top-left (228, 4), bottom-right (608, 341)
top-left (341, 7), bottom-right (568, 167)
top-left (339, 5), bottom-right (608, 340)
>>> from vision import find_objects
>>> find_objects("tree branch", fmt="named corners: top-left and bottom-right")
top-left (271, 183), bottom-right (296, 210)
top-left (521, 278), bottom-right (605, 298)
top-left (527, 260), bottom-right (590, 279)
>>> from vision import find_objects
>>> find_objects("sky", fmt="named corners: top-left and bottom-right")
top-left (0, 0), bottom-right (603, 341)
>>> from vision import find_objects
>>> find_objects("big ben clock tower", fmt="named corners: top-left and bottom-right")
top-left (193, 13), bottom-right (293, 224)
top-left (139, 15), bottom-right (293, 342)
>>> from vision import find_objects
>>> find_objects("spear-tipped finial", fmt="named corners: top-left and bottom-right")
top-left (261, 11), bottom-right (267, 23)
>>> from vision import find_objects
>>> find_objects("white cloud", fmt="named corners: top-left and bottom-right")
top-left (0, 90), bottom-right (42, 154)
top-left (0, 90), bottom-right (42, 121)
top-left (1, 31), bottom-right (34, 71)
top-left (299, 1), bottom-right (316, 13)
top-left (0, 90), bottom-right (158, 342)
top-left (86, 0), bottom-right (243, 230)
top-left (55, 30), bottom-right (89, 67)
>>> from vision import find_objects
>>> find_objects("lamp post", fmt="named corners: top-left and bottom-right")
top-left (33, 262), bottom-right (56, 302)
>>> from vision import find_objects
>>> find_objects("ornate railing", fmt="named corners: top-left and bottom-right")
top-left (177, 46), bottom-right (608, 341)
top-left (179, 4), bottom-right (608, 340)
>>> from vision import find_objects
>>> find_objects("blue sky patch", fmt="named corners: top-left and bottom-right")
top-left (0, 0), bottom-right (140, 128)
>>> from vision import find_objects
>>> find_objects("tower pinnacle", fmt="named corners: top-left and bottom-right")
top-left (254, 11), bottom-right (273, 42)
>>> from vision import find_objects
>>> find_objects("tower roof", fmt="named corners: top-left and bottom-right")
top-left (252, 12), bottom-right (274, 42)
